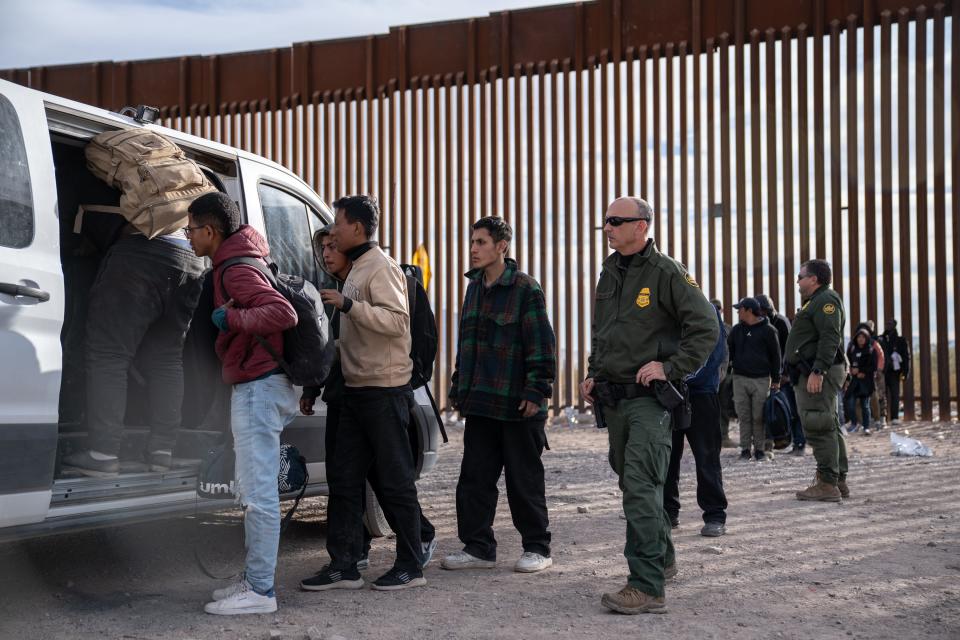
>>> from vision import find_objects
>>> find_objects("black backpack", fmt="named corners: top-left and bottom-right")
top-left (220, 257), bottom-right (334, 387)
top-left (764, 389), bottom-right (794, 450)
top-left (402, 267), bottom-right (438, 387)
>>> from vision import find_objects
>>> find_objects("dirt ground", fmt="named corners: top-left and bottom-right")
top-left (1, 419), bottom-right (958, 640)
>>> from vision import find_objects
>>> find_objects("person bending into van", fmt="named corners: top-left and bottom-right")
top-left (299, 227), bottom-right (437, 584)
top-left (62, 204), bottom-right (205, 477)
top-left (304, 195), bottom-right (428, 591)
top-left (185, 192), bottom-right (299, 615)
top-left (441, 216), bottom-right (557, 574)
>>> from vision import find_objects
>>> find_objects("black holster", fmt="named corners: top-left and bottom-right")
top-left (654, 380), bottom-right (692, 431)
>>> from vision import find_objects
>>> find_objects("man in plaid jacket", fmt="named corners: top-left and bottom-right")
top-left (442, 216), bottom-right (557, 574)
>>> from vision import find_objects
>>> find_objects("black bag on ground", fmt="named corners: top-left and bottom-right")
top-left (220, 257), bottom-right (334, 387)
top-left (764, 389), bottom-right (794, 449)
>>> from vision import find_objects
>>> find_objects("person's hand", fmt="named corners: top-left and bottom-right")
top-left (580, 378), bottom-right (596, 405)
top-left (850, 367), bottom-right (859, 375)
top-left (770, 382), bottom-right (780, 391)
top-left (807, 372), bottom-right (824, 394)
top-left (211, 299), bottom-right (234, 332)
top-left (636, 361), bottom-right (667, 386)
top-left (300, 396), bottom-right (316, 415)
top-left (518, 400), bottom-right (540, 418)
top-left (319, 289), bottom-right (346, 309)
top-left (857, 372), bottom-right (866, 379)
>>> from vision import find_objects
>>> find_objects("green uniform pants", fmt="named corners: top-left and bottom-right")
top-left (604, 396), bottom-right (675, 597)
top-left (795, 365), bottom-right (848, 485)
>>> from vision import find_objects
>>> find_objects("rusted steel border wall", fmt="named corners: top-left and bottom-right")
top-left (3, 0), bottom-right (953, 421)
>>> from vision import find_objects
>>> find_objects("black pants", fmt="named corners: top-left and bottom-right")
top-left (663, 393), bottom-right (728, 525)
top-left (326, 386), bottom-right (424, 573)
top-left (455, 415), bottom-right (551, 561)
top-left (85, 236), bottom-right (204, 456)
top-left (324, 399), bottom-right (435, 557)
top-left (781, 382), bottom-right (806, 447)
top-left (885, 372), bottom-right (902, 421)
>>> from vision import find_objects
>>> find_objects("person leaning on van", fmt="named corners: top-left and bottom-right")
top-left (61, 200), bottom-right (206, 478)
top-left (185, 192), bottom-right (299, 616)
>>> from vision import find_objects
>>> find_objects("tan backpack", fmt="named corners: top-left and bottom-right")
top-left (85, 129), bottom-right (217, 238)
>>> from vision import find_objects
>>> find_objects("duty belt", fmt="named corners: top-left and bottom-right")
top-left (593, 379), bottom-right (655, 408)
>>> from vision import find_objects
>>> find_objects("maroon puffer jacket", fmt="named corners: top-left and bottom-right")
top-left (212, 225), bottom-right (297, 384)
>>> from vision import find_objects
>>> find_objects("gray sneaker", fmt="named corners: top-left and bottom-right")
top-left (421, 538), bottom-right (438, 569)
top-left (440, 550), bottom-right (496, 570)
top-left (700, 522), bottom-right (726, 537)
top-left (62, 450), bottom-right (119, 478)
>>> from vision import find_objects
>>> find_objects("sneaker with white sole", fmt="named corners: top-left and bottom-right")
top-left (514, 551), bottom-right (553, 573)
top-left (300, 565), bottom-right (364, 591)
top-left (421, 538), bottom-right (438, 569)
top-left (203, 583), bottom-right (277, 615)
top-left (356, 554), bottom-right (369, 571)
top-left (371, 566), bottom-right (427, 591)
top-left (212, 577), bottom-right (250, 601)
top-left (440, 550), bottom-right (496, 570)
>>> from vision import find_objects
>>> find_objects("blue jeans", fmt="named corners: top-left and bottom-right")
top-left (844, 393), bottom-right (872, 428)
top-left (231, 374), bottom-right (298, 594)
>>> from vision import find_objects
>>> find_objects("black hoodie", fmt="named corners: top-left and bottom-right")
top-left (728, 316), bottom-right (782, 379)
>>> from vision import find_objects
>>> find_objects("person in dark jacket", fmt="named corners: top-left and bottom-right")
top-left (712, 298), bottom-right (737, 449)
top-left (663, 305), bottom-right (729, 537)
top-left (442, 216), bottom-right (557, 574)
top-left (186, 192), bottom-right (299, 616)
top-left (844, 328), bottom-right (876, 435)
top-left (756, 294), bottom-right (805, 454)
top-left (728, 297), bottom-right (782, 461)
top-left (878, 318), bottom-right (911, 424)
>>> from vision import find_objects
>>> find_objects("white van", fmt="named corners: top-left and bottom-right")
top-left (0, 78), bottom-right (441, 542)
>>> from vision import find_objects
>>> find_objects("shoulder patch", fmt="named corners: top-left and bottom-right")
top-left (636, 287), bottom-right (651, 308)
top-left (823, 303), bottom-right (836, 315)
top-left (684, 273), bottom-right (700, 288)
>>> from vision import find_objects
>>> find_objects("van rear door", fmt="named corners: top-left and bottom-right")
top-left (0, 81), bottom-right (65, 527)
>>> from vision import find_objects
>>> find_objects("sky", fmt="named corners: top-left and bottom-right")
top-left (0, 0), bottom-right (577, 69)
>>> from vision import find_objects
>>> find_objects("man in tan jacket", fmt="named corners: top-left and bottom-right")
top-left (301, 195), bottom-right (428, 592)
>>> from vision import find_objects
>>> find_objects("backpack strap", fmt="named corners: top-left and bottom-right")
top-left (217, 257), bottom-right (295, 380)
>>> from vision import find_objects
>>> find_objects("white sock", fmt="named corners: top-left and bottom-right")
top-left (89, 450), bottom-right (118, 461)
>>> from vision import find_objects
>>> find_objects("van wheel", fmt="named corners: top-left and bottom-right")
top-left (362, 481), bottom-right (392, 538)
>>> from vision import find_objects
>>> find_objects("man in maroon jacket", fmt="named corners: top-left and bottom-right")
top-left (185, 192), bottom-right (299, 616)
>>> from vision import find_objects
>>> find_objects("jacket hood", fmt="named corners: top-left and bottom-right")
top-left (855, 327), bottom-right (873, 342)
top-left (213, 224), bottom-right (271, 267)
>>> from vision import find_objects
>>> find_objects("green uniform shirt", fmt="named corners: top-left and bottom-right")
top-left (783, 285), bottom-right (846, 372)
top-left (587, 239), bottom-right (718, 383)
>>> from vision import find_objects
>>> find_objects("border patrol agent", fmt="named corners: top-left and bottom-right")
top-left (581, 197), bottom-right (718, 614)
top-left (784, 259), bottom-right (849, 502)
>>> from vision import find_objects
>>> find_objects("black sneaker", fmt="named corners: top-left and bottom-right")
top-left (300, 565), bottom-right (364, 591)
top-left (754, 450), bottom-right (765, 462)
top-left (739, 449), bottom-right (751, 461)
top-left (371, 566), bottom-right (426, 591)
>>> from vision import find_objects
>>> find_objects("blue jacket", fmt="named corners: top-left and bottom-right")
top-left (686, 307), bottom-right (728, 395)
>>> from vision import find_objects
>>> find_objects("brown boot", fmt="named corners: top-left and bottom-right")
top-left (837, 479), bottom-right (850, 499)
top-left (601, 585), bottom-right (667, 614)
top-left (664, 563), bottom-right (677, 581)
top-left (796, 477), bottom-right (842, 502)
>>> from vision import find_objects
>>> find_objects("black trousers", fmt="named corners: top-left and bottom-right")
top-left (324, 398), bottom-right (435, 558)
top-left (885, 372), bottom-right (902, 421)
top-left (663, 393), bottom-right (728, 525)
top-left (85, 236), bottom-right (204, 455)
top-left (455, 415), bottom-right (551, 561)
top-left (326, 386), bottom-right (424, 573)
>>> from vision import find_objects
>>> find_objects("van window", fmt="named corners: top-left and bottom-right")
top-left (0, 94), bottom-right (34, 248)
top-left (258, 183), bottom-right (322, 288)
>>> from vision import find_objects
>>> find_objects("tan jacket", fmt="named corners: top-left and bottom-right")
top-left (339, 244), bottom-right (413, 388)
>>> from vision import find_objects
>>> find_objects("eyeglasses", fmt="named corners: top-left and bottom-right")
top-left (797, 272), bottom-right (812, 281)
top-left (182, 225), bottom-right (208, 238)
top-left (604, 216), bottom-right (650, 227)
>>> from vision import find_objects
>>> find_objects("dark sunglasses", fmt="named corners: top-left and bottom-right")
top-left (604, 215), bottom-right (650, 227)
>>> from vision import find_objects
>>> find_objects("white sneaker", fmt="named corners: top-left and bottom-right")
top-left (211, 577), bottom-right (250, 601)
top-left (204, 583), bottom-right (277, 615)
top-left (514, 552), bottom-right (553, 573)
top-left (440, 550), bottom-right (496, 570)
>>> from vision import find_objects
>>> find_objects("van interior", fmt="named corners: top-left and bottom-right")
top-left (48, 120), bottom-right (241, 500)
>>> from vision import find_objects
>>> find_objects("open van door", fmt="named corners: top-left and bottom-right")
top-left (0, 80), bottom-right (65, 527)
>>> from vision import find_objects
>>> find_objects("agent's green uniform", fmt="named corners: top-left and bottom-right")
top-left (783, 285), bottom-right (847, 485)
top-left (588, 239), bottom-right (718, 597)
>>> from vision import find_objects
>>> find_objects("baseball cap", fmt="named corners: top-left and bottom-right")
top-left (733, 297), bottom-right (761, 313)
